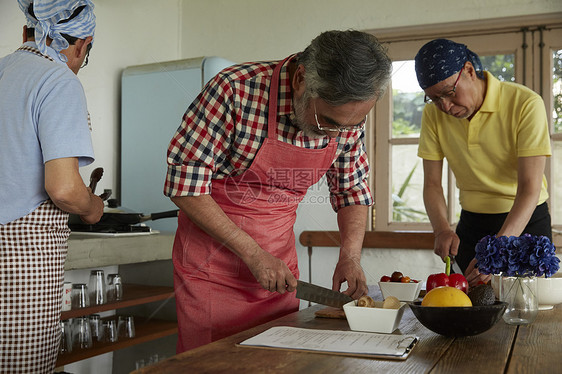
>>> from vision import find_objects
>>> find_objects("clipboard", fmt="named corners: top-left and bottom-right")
top-left (237, 326), bottom-right (419, 360)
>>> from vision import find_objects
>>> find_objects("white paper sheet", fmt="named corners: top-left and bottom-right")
top-left (239, 326), bottom-right (418, 358)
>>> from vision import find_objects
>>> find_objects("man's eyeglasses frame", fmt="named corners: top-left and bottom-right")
top-left (314, 102), bottom-right (367, 133)
top-left (423, 65), bottom-right (464, 105)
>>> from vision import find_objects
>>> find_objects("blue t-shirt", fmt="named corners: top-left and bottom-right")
top-left (0, 42), bottom-right (94, 224)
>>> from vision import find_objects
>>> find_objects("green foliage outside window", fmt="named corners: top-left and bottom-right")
top-left (480, 54), bottom-right (515, 82)
top-left (392, 162), bottom-right (427, 222)
top-left (392, 91), bottom-right (424, 137)
top-left (553, 50), bottom-right (562, 133)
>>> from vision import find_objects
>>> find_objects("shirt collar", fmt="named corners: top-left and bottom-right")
top-left (479, 71), bottom-right (500, 113)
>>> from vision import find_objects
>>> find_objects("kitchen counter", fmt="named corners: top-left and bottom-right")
top-left (133, 302), bottom-right (562, 373)
top-left (66, 231), bottom-right (175, 270)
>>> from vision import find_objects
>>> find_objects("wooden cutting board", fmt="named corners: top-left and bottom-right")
top-left (314, 306), bottom-right (346, 319)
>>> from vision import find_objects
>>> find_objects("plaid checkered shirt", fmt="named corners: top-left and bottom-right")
top-left (164, 56), bottom-right (373, 211)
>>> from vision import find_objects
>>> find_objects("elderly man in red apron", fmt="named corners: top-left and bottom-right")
top-left (0, 1), bottom-right (103, 372)
top-left (165, 30), bottom-right (392, 352)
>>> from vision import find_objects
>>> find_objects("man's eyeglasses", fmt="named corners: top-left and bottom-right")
top-left (424, 66), bottom-right (464, 104)
top-left (314, 103), bottom-right (367, 133)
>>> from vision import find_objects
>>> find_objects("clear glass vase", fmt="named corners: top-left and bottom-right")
top-left (499, 275), bottom-right (538, 325)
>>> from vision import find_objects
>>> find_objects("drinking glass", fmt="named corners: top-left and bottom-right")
top-left (117, 315), bottom-right (135, 338)
top-left (88, 270), bottom-right (107, 305)
top-left (135, 359), bottom-right (146, 369)
top-left (73, 316), bottom-right (93, 349)
top-left (103, 320), bottom-right (118, 343)
top-left (71, 283), bottom-right (89, 309)
top-left (59, 320), bottom-right (73, 354)
top-left (107, 273), bottom-right (123, 302)
top-left (89, 314), bottom-right (102, 342)
top-left (61, 282), bottom-right (72, 311)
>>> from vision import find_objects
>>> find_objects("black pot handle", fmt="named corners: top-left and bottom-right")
top-left (149, 210), bottom-right (180, 221)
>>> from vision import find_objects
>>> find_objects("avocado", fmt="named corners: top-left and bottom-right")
top-left (467, 284), bottom-right (496, 306)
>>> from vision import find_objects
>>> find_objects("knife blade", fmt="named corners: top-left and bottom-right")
top-left (295, 280), bottom-right (353, 308)
top-left (450, 255), bottom-right (463, 274)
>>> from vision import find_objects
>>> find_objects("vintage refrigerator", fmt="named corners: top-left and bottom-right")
top-left (120, 56), bottom-right (234, 233)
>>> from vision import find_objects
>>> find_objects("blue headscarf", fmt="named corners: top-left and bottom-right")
top-left (414, 39), bottom-right (483, 90)
top-left (18, 0), bottom-right (96, 62)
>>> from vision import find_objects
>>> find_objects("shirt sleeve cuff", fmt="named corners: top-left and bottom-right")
top-left (330, 185), bottom-right (374, 212)
top-left (164, 164), bottom-right (213, 197)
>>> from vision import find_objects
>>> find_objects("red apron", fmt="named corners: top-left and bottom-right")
top-left (172, 57), bottom-right (338, 352)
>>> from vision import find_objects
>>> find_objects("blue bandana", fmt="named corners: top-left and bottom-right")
top-left (414, 39), bottom-right (483, 90)
top-left (18, 0), bottom-right (96, 62)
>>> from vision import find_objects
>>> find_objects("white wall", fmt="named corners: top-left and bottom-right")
top-left (179, 0), bottom-right (562, 62)
top-left (0, 0), bottom-right (182, 197)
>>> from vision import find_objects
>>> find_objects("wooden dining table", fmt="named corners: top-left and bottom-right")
top-left (133, 302), bottom-right (561, 373)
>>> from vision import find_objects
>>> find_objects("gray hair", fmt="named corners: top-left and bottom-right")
top-left (297, 30), bottom-right (392, 106)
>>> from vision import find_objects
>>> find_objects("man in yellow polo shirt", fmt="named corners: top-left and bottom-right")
top-left (415, 39), bottom-right (552, 286)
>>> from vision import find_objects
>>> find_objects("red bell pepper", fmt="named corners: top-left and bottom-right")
top-left (426, 256), bottom-right (468, 293)
top-left (426, 272), bottom-right (449, 292)
top-left (449, 273), bottom-right (469, 293)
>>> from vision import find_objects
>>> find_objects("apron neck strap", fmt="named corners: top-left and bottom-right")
top-left (268, 56), bottom-right (293, 138)
top-left (17, 45), bottom-right (55, 62)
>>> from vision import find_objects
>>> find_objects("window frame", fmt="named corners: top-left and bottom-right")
top-left (365, 13), bottom-right (562, 248)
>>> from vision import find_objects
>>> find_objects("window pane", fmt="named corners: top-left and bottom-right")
top-left (480, 54), bottom-right (515, 82)
top-left (391, 61), bottom-right (424, 138)
top-left (553, 49), bottom-right (562, 134)
top-left (391, 145), bottom-right (429, 223)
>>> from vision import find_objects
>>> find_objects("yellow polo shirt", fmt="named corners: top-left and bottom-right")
top-left (418, 72), bottom-right (551, 214)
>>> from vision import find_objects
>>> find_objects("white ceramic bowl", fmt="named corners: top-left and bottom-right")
top-left (537, 273), bottom-right (562, 310)
top-left (378, 281), bottom-right (422, 302)
top-left (343, 300), bottom-right (406, 333)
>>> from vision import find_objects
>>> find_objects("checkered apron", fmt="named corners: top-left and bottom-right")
top-left (0, 200), bottom-right (70, 373)
top-left (1, 46), bottom-right (70, 373)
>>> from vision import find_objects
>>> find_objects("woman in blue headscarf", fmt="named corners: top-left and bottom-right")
top-left (0, 1), bottom-right (103, 372)
top-left (415, 39), bottom-right (552, 286)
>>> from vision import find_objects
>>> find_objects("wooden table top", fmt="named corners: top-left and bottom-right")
top-left (134, 303), bottom-right (561, 374)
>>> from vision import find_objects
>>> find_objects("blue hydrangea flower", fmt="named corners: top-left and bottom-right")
top-left (475, 234), bottom-right (559, 277)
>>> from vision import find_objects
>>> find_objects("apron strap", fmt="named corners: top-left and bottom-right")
top-left (267, 55), bottom-right (334, 146)
top-left (267, 56), bottom-right (293, 138)
top-left (17, 45), bottom-right (55, 62)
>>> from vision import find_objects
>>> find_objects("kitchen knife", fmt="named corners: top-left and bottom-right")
top-left (295, 280), bottom-right (353, 308)
top-left (450, 255), bottom-right (463, 274)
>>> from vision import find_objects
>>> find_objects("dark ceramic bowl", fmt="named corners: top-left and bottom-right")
top-left (408, 301), bottom-right (508, 337)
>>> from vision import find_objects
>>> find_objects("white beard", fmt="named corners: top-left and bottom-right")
top-left (292, 94), bottom-right (326, 139)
